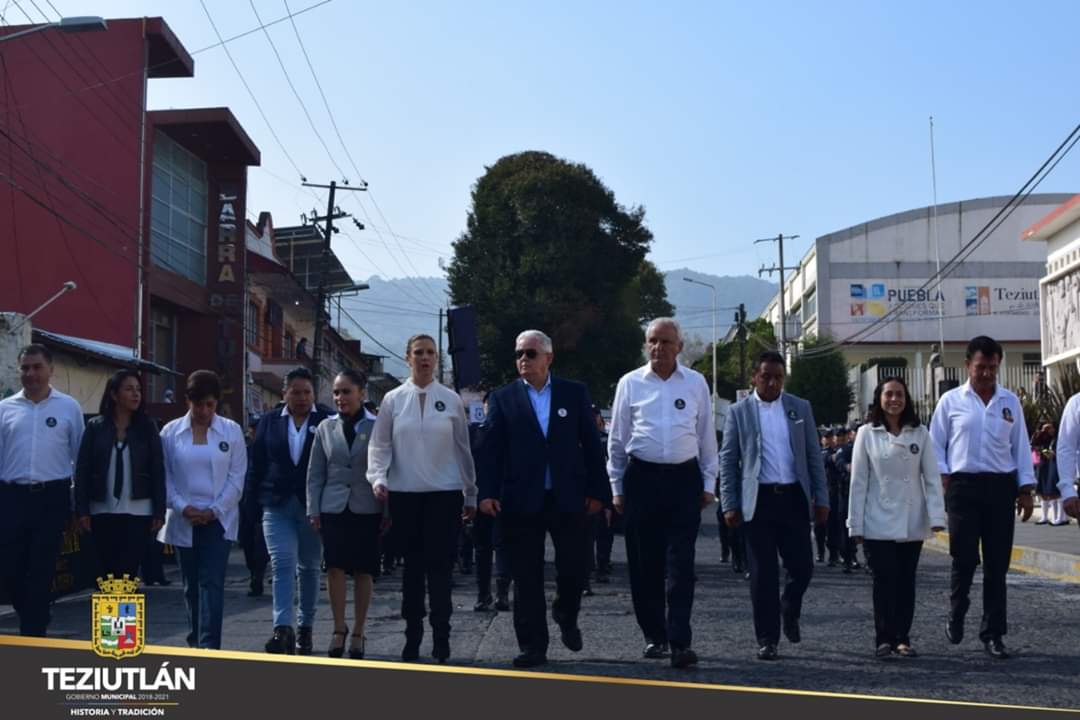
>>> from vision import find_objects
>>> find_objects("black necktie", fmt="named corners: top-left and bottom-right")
top-left (113, 439), bottom-right (127, 501)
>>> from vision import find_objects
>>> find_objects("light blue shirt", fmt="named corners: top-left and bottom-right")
top-left (524, 375), bottom-right (552, 490)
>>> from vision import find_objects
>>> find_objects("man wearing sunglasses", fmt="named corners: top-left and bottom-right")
top-left (607, 317), bottom-right (718, 669)
top-left (478, 330), bottom-right (609, 669)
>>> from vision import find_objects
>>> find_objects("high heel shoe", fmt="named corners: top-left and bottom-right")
top-left (328, 625), bottom-right (348, 658)
top-left (349, 633), bottom-right (365, 660)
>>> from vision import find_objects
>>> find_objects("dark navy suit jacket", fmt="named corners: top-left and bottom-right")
top-left (478, 376), bottom-right (609, 515)
top-left (247, 405), bottom-right (331, 509)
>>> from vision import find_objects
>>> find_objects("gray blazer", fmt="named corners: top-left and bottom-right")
top-left (306, 415), bottom-right (381, 515)
top-left (719, 392), bottom-right (828, 522)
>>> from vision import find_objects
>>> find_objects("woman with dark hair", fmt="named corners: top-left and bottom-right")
top-left (75, 370), bottom-right (166, 579)
top-left (1032, 423), bottom-right (1066, 526)
top-left (307, 368), bottom-right (383, 659)
top-left (368, 334), bottom-right (477, 663)
top-left (158, 370), bottom-right (247, 649)
top-left (848, 376), bottom-right (946, 659)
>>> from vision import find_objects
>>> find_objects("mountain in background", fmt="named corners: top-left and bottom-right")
top-left (339, 270), bottom-right (777, 376)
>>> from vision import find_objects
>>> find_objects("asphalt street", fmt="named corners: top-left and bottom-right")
top-left (4, 510), bottom-right (1078, 710)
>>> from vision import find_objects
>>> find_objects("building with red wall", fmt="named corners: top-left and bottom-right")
top-left (0, 17), bottom-right (259, 422)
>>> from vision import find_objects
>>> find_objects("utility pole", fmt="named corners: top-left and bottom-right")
top-left (438, 307), bottom-right (445, 384)
top-left (755, 234), bottom-right (800, 365)
top-left (302, 180), bottom-right (366, 399)
top-left (736, 303), bottom-right (747, 388)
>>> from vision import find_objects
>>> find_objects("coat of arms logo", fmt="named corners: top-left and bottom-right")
top-left (91, 574), bottom-right (145, 659)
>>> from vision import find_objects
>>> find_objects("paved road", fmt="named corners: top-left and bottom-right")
top-left (3, 511), bottom-right (1078, 710)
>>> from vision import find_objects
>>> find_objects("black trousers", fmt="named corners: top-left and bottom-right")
top-left (826, 487), bottom-right (843, 560)
top-left (587, 511), bottom-right (615, 574)
top-left (91, 514), bottom-right (153, 579)
top-left (473, 511), bottom-right (509, 600)
top-left (239, 501), bottom-right (268, 580)
top-left (502, 492), bottom-right (589, 654)
top-left (0, 481), bottom-right (70, 636)
top-left (717, 507), bottom-right (746, 567)
top-left (744, 484), bottom-right (814, 647)
top-left (140, 537), bottom-right (169, 583)
top-left (623, 457), bottom-right (701, 649)
top-left (947, 472), bottom-right (1018, 641)
top-left (390, 490), bottom-right (462, 637)
top-left (864, 540), bottom-right (923, 647)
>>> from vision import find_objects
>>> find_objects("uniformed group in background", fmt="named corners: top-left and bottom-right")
top-left (2, 324), bottom-right (1079, 669)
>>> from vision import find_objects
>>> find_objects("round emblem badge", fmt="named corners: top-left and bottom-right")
top-left (434, 401), bottom-right (446, 412)
top-left (219, 441), bottom-right (229, 452)
top-left (45, 417), bottom-right (57, 428)
top-left (557, 408), bottom-right (568, 418)
top-left (309, 425), bottom-right (317, 434)
top-left (910, 444), bottom-right (920, 455)
top-left (787, 410), bottom-right (797, 420)
top-left (1002, 407), bottom-right (1014, 423)
top-left (674, 399), bottom-right (686, 410)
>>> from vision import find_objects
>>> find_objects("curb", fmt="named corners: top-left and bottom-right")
top-left (924, 532), bottom-right (1080, 584)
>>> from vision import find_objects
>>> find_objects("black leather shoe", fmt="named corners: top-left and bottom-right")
top-left (757, 644), bottom-right (779, 661)
top-left (512, 651), bottom-right (547, 668)
top-left (402, 623), bottom-right (423, 662)
top-left (946, 617), bottom-right (964, 645)
top-left (296, 626), bottom-right (313, 655)
top-left (474, 596), bottom-right (494, 612)
top-left (432, 637), bottom-right (450, 664)
top-left (984, 638), bottom-right (1010, 659)
top-left (494, 594), bottom-right (511, 612)
top-left (782, 615), bottom-right (801, 644)
top-left (670, 647), bottom-right (698, 669)
top-left (732, 560), bottom-right (744, 574)
top-left (265, 626), bottom-right (295, 655)
top-left (559, 624), bottom-right (583, 652)
top-left (247, 577), bottom-right (265, 597)
top-left (643, 642), bottom-right (669, 659)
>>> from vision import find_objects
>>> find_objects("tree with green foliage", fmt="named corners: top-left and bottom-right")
top-left (786, 335), bottom-right (854, 424)
top-left (691, 318), bottom-right (777, 400)
top-left (447, 151), bottom-right (673, 405)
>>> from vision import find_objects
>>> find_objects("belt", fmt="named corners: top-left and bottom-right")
top-left (0, 479), bottom-right (70, 493)
top-left (628, 456), bottom-right (698, 472)
top-left (759, 483), bottom-right (799, 494)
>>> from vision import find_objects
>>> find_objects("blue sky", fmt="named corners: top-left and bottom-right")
top-left (12, 1), bottom-right (1080, 310)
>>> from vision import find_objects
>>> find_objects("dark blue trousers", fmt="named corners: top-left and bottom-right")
top-left (176, 520), bottom-right (231, 649)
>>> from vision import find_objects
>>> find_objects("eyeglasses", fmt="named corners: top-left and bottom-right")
top-left (515, 348), bottom-right (539, 360)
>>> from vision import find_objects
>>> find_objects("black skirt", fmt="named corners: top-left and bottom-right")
top-left (320, 508), bottom-right (381, 575)
top-left (1037, 458), bottom-right (1061, 498)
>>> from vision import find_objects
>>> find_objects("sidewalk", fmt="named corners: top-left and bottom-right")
top-left (924, 503), bottom-right (1080, 583)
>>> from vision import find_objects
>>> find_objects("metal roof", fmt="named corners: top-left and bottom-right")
top-left (272, 225), bottom-right (357, 295)
top-left (33, 330), bottom-right (179, 375)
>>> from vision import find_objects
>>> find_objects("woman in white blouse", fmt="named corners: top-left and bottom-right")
top-left (368, 334), bottom-right (477, 664)
top-left (848, 376), bottom-right (946, 660)
top-left (158, 370), bottom-right (247, 650)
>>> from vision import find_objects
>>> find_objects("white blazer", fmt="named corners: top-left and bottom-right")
top-left (847, 423), bottom-right (946, 542)
top-left (157, 413), bottom-right (248, 547)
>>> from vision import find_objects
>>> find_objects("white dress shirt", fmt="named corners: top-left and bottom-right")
top-left (754, 391), bottom-right (797, 485)
top-left (847, 424), bottom-right (947, 541)
top-left (158, 413), bottom-right (248, 547)
top-left (367, 379), bottom-right (478, 506)
top-left (0, 387), bottom-right (84, 483)
top-left (1055, 392), bottom-right (1080, 500)
top-left (607, 362), bottom-right (718, 496)
top-left (282, 406), bottom-right (311, 466)
top-left (929, 381), bottom-right (1035, 487)
top-left (89, 444), bottom-right (153, 516)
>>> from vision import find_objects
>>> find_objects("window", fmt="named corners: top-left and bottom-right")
top-left (283, 331), bottom-right (294, 360)
top-left (803, 287), bottom-right (817, 322)
top-left (150, 131), bottom-right (208, 284)
top-left (246, 301), bottom-right (259, 348)
top-left (148, 306), bottom-right (177, 402)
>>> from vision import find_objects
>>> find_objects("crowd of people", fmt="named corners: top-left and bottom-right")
top-left (1, 328), bottom-right (1078, 669)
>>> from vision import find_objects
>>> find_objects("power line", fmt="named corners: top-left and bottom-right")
top-left (199, 0), bottom-right (306, 180)
top-left (795, 123), bottom-right (1080, 359)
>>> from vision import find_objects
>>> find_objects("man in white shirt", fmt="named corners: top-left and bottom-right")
top-left (0, 344), bottom-right (85, 636)
top-left (719, 350), bottom-right (829, 661)
top-left (1054, 391), bottom-right (1080, 521)
top-left (929, 336), bottom-right (1035, 660)
top-left (608, 318), bottom-right (718, 669)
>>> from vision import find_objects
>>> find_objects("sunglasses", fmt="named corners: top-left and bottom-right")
top-left (515, 348), bottom-right (539, 360)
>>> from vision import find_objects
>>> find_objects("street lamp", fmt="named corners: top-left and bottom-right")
top-left (683, 277), bottom-right (717, 415)
top-left (0, 16), bottom-right (107, 44)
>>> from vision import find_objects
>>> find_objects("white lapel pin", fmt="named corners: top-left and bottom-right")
top-left (557, 408), bottom-right (568, 418)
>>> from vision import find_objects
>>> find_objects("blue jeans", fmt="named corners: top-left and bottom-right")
top-left (263, 496), bottom-right (322, 628)
top-left (176, 520), bottom-right (231, 649)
